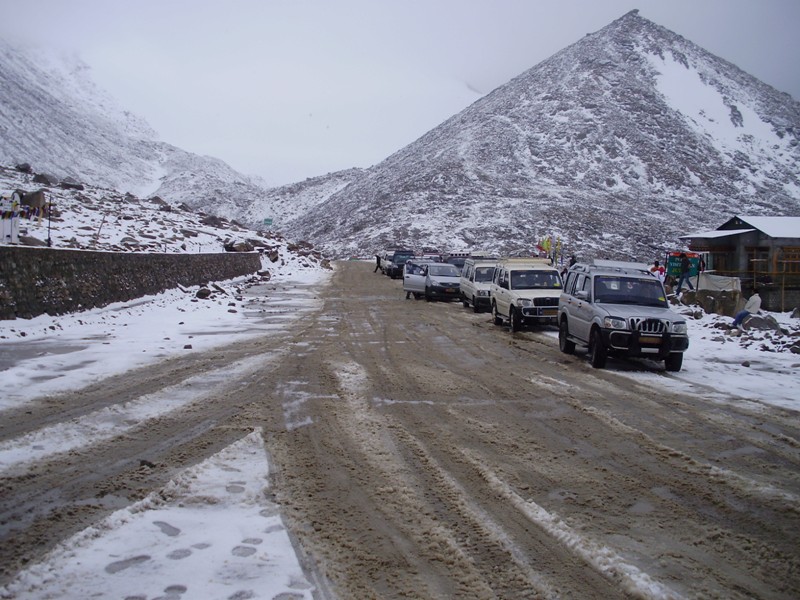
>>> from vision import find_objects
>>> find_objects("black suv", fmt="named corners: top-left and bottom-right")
top-left (382, 249), bottom-right (415, 279)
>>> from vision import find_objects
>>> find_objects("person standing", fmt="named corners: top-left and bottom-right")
top-left (650, 260), bottom-right (665, 282)
top-left (374, 254), bottom-right (382, 273)
top-left (676, 253), bottom-right (694, 294)
top-left (732, 289), bottom-right (761, 328)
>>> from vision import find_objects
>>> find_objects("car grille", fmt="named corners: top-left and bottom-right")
top-left (533, 297), bottom-right (559, 307)
top-left (629, 317), bottom-right (667, 334)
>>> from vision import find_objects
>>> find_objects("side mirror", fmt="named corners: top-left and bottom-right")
top-left (575, 290), bottom-right (589, 301)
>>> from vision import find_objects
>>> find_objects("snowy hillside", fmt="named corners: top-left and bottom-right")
top-left (0, 165), bottom-right (330, 278)
top-left (278, 10), bottom-right (800, 260)
top-left (0, 40), bottom-right (269, 217)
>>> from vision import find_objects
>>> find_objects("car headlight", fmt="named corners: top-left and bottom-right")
top-left (603, 316), bottom-right (628, 330)
top-left (478, 290), bottom-right (489, 297)
top-left (671, 322), bottom-right (688, 334)
top-left (515, 298), bottom-right (533, 307)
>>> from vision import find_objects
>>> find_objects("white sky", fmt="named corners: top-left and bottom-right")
top-left (1, 0), bottom-right (798, 187)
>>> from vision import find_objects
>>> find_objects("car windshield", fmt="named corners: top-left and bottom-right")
top-left (429, 264), bottom-right (460, 277)
top-left (594, 276), bottom-right (667, 307)
top-left (392, 252), bottom-right (414, 263)
top-left (510, 270), bottom-right (562, 290)
top-left (474, 266), bottom-right (495, 282)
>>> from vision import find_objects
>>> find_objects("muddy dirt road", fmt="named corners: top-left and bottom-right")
top-left (2, 260), bottom-right (799, 599)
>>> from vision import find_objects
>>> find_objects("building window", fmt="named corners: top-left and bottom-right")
top-left (779, 247), bottom-right (800, 275)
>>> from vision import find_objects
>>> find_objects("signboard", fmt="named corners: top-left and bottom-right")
top-left (263, 218), bottom-right (273, 227)
top-left (666, 251), bottom-right (701, 277)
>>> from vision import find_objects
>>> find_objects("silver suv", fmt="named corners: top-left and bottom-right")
top-left (558, 260), bottom-right (689, 371)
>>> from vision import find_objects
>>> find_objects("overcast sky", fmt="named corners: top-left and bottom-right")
top-left (1, 0), bottom-right (798, 187)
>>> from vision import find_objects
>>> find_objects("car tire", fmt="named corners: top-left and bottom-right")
top-left (472, 296), bottom-right (480, 313)
top-left (510, 307), bottom-right (522, 333)
top-left (559, 319), bottom-right (576, 354)
top-left (462, 294), bottom-right (469, 308)
top-left (492, 302), bottom-right (503, 326)
top-left (425, 287), bottom-right (432, 302)
top-left (413, 292), bottom-right (421, 300)
top-left (589, 328), bottom-right (607, 369)
top-left (665, 352), bottom-right (683, 372)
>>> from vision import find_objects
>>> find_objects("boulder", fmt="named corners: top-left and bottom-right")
top-left (692, 290), bottom-right (741, 317)
top-left (195, 287), bottom-right (212, 299)
top-left (741, 314), bottom-right (782, 332)
top-left (15, 163), bottom-right (32, 174)
top-left (224, 239), bottom-right (254, 252)
top-left (59, 177), bottom-right (84, 190)
top-left (32, 173), bottom-right (59, 186)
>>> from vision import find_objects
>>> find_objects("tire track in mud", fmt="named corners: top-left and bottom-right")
top-left (3, 261), bottom-right (800, 599)
top-left (265, 261), bottom-right (800, 599)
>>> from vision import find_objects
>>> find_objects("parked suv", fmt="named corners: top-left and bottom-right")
top-left (460, 258), bottom-right (498, 312)
top-left (381, 248), bottom-right (415, 279)
top-left (490, 259), bottom-right (562, 332)
top-left (557, 260), bottom-right (689, 371)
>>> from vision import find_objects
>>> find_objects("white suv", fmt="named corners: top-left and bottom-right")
top-left (557, 260), bottom-right (689, 371)
top-left (490, 259), bottom-right (563, 332)
top-left (460, 258), bottom-right (498, 312)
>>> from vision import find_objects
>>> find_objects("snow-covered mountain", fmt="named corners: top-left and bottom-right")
top-left (262, 10), bottom-right (800, 260)
top-left (2, 10), bottom-right (799, 262)
top-left (0, 39), bottom-right (268, 218)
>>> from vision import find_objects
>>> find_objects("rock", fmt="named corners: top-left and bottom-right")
top-left (791, 307), bottom-right (800, 319)
top-left (32, 173), bottom-right (59, 186)
top-left (224, 239), bottom-right (255, 252)
top-left (742, 314), bottom-right (782, 332)
top-left (17, 235), bottom-right (48, 247)
top-left (741, 360), bottom-right (751, 367)
top-left (183, 344), bottom-right (193, 350)
top-left (267, 250), bottom-right (280, 263)
top-left (59, 177), bottom-right (84, 190)
top-left (15, 163), bottom-right (32, 173)
top-left (195, 287), bottom-right (212, 299)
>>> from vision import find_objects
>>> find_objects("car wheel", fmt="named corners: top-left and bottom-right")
top-left (559, 319), bottom-right (575, 354)
top-left (472, 296), bottom-right (480, 313)
top-left (589, 328), bottom-right (607, 369)
top-left (413, 292), bottom-right (421, 299)
top-left (665, 352), bottom-right (683, 372)
top-left (492, 302), bottom-right (503, 326)
top-left (462, 294), bottom-right (469, 308)
top-left (510, 307), bottom-right (522, 333)
top-left (425, 287), bottom-right (432, 302)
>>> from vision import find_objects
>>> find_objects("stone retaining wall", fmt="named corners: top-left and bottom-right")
top-left (0, 246), bottom-right (262, 319)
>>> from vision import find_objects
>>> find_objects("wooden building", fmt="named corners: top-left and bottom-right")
top-left (680, 216), bottom-right (800, 311)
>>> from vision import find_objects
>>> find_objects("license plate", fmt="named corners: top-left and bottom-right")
top-left (542, 308), bottom-right (557, 316)
top-left (445, 288), bottom-right (455, 293)
top-left (640, 336), bottom-right (661, 344)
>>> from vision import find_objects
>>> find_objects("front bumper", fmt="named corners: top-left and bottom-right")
top-left (427, 286), bottom-right (460, 300)
top-left (520, 306), bottom-right (559, 321)
top-left (603, 329), bottom-right (689, 358)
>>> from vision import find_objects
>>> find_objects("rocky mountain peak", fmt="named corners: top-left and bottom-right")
top-left (270, 11), bottom-right (799, 260)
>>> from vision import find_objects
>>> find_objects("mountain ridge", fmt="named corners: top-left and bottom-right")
top-left (260, 10), bottom-right (799, 260)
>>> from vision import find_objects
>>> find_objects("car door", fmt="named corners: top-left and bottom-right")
top-left (570, 274), bottom-right (594, 342)
top-left (403, 262), bottom-right (427, 294)
top-left (493, 267), bottom-right (511, 315)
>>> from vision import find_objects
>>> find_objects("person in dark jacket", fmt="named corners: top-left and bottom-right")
top-left (374, 254), bottom-right (382, 273)
top-left (676, 253), bottom-right (694, 294)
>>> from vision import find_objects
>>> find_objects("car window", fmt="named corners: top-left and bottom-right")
top-left (594, 276), bottom-right (667, 306)
top-left (510, 270), bottom-right (561, 290)
top-left (579, 275), bottom-right (591, 297)
top-left (474, 267), bottom-right (494, 282)
top-left (429, 264), bottom-right (460, 277)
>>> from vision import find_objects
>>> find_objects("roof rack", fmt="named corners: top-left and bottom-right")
top-left (571, 259), bottom-right (653, 275)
